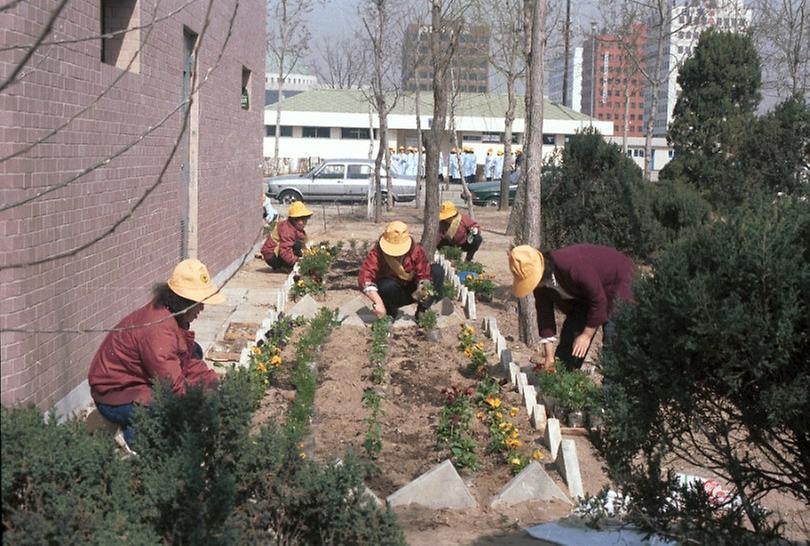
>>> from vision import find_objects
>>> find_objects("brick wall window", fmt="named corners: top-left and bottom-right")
top-left (101, 0), bottom-right (141, 72)
top-left (241, 66), bottom-right (251, 110)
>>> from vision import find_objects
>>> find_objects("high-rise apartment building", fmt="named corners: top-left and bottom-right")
top-left (547, 47), bottom-right (583, 113)
top-left (645, 0), bottom-right (751, 136)
top-left (581, 26), bottom-right (648, 137)
top-left (401, 24), bottom-right (490, 93)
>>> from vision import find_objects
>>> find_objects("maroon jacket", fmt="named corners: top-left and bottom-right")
top-left (358, 242), bottom-right (431, 289)
top-left (260, 219), bottom-right (307, 265)
top-left (438, 213), bottom-right (479, 246)
top-left (88, 302), bottom-right (219, 406)
top-left (534, 244), bottom-right (636, 338)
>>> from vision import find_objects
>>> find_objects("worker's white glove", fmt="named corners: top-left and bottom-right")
top-left (466, 227), bottom-right (478, 244)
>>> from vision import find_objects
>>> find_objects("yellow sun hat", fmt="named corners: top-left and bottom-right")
top-left (287, 201), bottom-right (313, 218)
top-left (509, 245), bottom-right (544, 298)
top-left (379, 220), bottom-right (412, 257)
top-left (168, 259), bottom-right (226, 304)
top-left (497, 149), bottom-right (504, 156)
top-left (439, 201), bottom-right (458, 221)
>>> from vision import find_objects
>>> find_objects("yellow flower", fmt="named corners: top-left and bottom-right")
top-left (257, 362), bottom-right (267, 373)
top-left (464, 347), bottom-right (474, 357)
top-left (485, 396), bottom-right (501, 409)
top-left (509, 407), bottom-right (519, 417)
top-left (251, 346), bottom-right (262, 355)
top-left (510, 457), bottom-right (522, 466)
top-left (476, 411), bottom-right (484, 420)
top-left (494, 411), bottom-right (503, 421)
top-left (474, 342), bottom-right (484, 351)
top-left (532, 449), bottom-right (544, 461)
top-left (270, 355), bottom-right (282, 366)
top-left (299, 452), bottom-right (307, 459)
top-left (507, 438), bottom-right (522, 448)
top-left (499, 421), bottom-right (511, 431)
top-left (297, 280), bottom-right (305, 287)
top-left (510, 429), bottom-right (519, 439)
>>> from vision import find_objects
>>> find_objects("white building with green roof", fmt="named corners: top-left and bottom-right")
top-left (262, 89), bottom-right (615, 172)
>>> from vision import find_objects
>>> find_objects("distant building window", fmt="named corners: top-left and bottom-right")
top-left (317, 164), bottom-right (345, 178)
top-left (341, 127), bottom-right (371, 140)
top-left (463, 134), bottom-right (482, 142)
top-left (265, 125), bottom-right (292, 137)
top-left (101, 0), bottom-right (141, 72)
top-left (303, 126), bottom-right (331, 138)
top-left (481, 132), bottom-right (502, 143)
top-left (241, 66), bottom-right (251, 110)
top-left (542, 134), bottom-right (555, 145)
top-left (347, 164), bottom-right (372, 179)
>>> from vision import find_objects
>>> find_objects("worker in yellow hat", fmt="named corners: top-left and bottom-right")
top-left (260, 201), bottom-right (313, 271)
top-left (494, 149), bottom-right (505, 180)
top-left (463, 147), bottom-right (477, 184)
top-left (484, 148), bottom-right (495, 181)
top-left (358, 221), bottom-right (444, 320)
top-left (88, 259), bottom-right (225, 450)
top-left (449, 147), bottom-right (461, 184)
top-left (437, 201), bottom-right (482, 261)
top-left (508, 244), bottom-right (636, 371)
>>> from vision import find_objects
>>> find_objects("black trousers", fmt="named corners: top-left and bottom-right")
top-left (264, 240), bottom-right (303, 271)
top-left (437, 234), bottom-right (483, 262)
top-left (555, 303), bottom-right (614, 370)
top-left (377, 264), bottom-right (444, 318)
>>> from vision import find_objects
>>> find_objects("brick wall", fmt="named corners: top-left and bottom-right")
top-left (0, 0), bottom-right (265, 411)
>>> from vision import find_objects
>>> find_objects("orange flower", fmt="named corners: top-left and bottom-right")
top-left (532, 449), bottom-right (544, 461)
top-left (270, 355), bottom-right (282, 367)
top-left (509, 407), bottom-right (519, 417)
top-left (251, 346), bottom-right (262, 355)
top-left (510, 457), bottom-right (522, 465)
top-left (485, 396), bottom-right (501, 409)
top-left (257, 362), bottom-right (267, 373)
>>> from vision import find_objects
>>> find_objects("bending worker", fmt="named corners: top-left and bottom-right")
top-left (508, 244), bottom-right (636, 371)
top-left (437, 201), bottom-right (482, 262)
top-left (359, 221), bottom-right (444, 321)
top-left (261, 201), bottom-right (312, 271)
top-left (88, 259), bottom-right (224, 449)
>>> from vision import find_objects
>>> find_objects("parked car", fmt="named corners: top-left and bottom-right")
top-left (265, 159), bottom-right (416, 204)
top-left (466, 180), bottom-right (518, 207)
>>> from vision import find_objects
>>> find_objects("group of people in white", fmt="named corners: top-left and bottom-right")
top-left (388, 145), bottom-right (522, 183)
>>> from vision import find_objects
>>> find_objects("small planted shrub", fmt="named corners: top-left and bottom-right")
top-left (361, 388), bottom-right (384, 460)
top-left (463, 272), bottom-right (496, 300)
top-left (458, 324), bottom-right (488, 376)
top-left (436, 385), bottom-right (478, 472)
top-left (416, 309), bottom-right (437, 331)
top-left (438, 245), bottom-right (463, 263)
top-left (534, 367), bottom-right (602, 423)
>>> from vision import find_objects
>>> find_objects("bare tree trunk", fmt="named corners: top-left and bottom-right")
top-left (561, 0), bottom-right (571, 106)
top-left (499, 75), bottom-right (516, 210)
top-left (643, 15), bottom-right (666, 180)
top-left (374, 118), bottom-right (387, 222)
top-left (273, 76), bottom-right (285, 175)
top-left (622, 81), bottom-right (630, 154)
top-left (514, 0), bottom-right (545, 346)
top-left (368, 104), bottom-right (374, 159)
top-left (449, 74), bottom-right (475, 218)
top-left (415, 84), bottom-right (423, 208)
top-left (421, 0), bottom-right (451, 258)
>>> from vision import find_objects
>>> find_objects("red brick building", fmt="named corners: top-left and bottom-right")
top-left (0, 0), bottom-right (265, 415)
top-left (582, 26), bottom-right (647, 137)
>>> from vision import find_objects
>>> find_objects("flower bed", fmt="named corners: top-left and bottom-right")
top-left (534, 367), bottom-right (603, 427)
top-left (292, 242), bottom-right (337, 299)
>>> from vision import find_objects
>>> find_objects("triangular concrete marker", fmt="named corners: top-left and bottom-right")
top-left (337, 295), bottom-right (368, 320)
top-left (341, 314), bottom-right (367, 327)
top-left (524, 385), bottom-right (537, 415)
top-left (386, 459), bottom-right (478, 510)
top-left (491, 461), bottom-right (571, 507)
top-left (465, 291), bottom-right (477, 320)
top-left (531, 403), bottom-right (548, 434)
top-left (509, 362), bottom-right (521, 385)
top-left (544, 418), bottom-right (562, 461)
top-left (459, 285), bottom-right (469, 303)
top-left (556, 439), bottom-right (585, 500)
top-left (440, 297), bottom-right (455, 316)
top-left (288, 294), bottom-right (321, 319)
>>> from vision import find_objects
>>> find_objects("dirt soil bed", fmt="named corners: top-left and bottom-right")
top-left (243, 206), bottom-right (807, 544)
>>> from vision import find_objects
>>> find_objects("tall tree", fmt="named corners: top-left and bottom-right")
top-left (362, 0), bottom-right (401, 222)
top-left (752, 0), bottom-right (809, 100)
top-left (267, 0), bottom-right (313, 175)
top-left (662, 29), bottom-right (762, 209)
top-left (512, 0), bottom-right (546, 345)
top-left (480, 0), bottom-right (525, 211)
top-left (313, 36), bottom-right (369, 89)
top-left (420, 0), bottom-right (463, 258)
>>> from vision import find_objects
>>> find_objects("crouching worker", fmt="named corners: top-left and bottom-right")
top-left (437, 201), bottom-right (482, 262)
top-left (88, 259), bottom-right (225, 450)
top-left (261, 201), bottom-right (312, 271)
top-left (508, 244), bottom-right (635, 371)
top-left (359, 221), bottom-right (444, 321)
